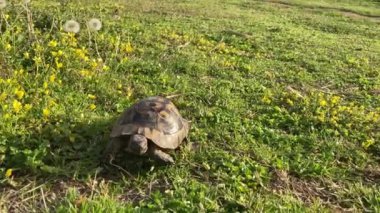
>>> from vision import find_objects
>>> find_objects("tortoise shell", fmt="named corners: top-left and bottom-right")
top-left (110, 96), bottom-right (189, 149)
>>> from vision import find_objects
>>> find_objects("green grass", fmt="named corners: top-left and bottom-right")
top-left (267, 0), bottom-right (380, 17)
top-left (0, 0), bottom-right (380, 211)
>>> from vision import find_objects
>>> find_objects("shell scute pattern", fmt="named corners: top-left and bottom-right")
top-left (110, 96), bottom-right (189, 149)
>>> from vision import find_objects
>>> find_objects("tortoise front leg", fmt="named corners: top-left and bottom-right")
top-left (148, 145), bottom-right (174, 164)
top-left (103, 138), bottom-right (122, 163)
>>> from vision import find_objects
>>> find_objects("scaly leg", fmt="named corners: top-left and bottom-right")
top-left (148, 145), bottom-right (174, 164)
top-left (103, 138), bottom-right (122, 163)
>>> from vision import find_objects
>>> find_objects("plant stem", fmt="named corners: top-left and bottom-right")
top-left (21, 3), bottom-right (37, 42)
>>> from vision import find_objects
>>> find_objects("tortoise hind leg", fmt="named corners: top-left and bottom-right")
top-left (148, 145), bottom-right (174, 164)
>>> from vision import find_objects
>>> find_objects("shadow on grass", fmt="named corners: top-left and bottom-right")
top-left (0, 114), bottom-right (179, 211)
top-left (2, 115), bottom-right (162, 182)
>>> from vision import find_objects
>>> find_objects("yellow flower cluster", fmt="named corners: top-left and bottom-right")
top-left (196, 37), bottom-right (214, 48)
top-left (75, 48), bottom-right (89, 61)
top-left (48, 40), bottom-right (58, 47)
top-left (61, 32), bottom-right (78, 47)
top-left (260, 89), bottom-right (379, 148)
top-left (12, 100), bottom-right (22, 113)
top-left (122, 42), bottom-right (134, 54)
top-left (0, 69), bottom-right (36, 119)
top-left (165, 31), bottom-right (190, 45)
top-left (261, 90), bottom-right (273, 104)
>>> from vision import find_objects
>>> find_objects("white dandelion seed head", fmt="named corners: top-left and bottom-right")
top-left (87, 18), bottom-right (102, 31)
top-left (63, 20), bottom-right (80, 33)
top-left (0, 0), bottom-right (7, 9)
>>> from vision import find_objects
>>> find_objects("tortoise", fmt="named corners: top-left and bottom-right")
top-left (104, 96), bottom-right (190, 164)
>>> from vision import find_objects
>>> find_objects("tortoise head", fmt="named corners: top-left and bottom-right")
top-left (128, 134), bottom-right (148, 155)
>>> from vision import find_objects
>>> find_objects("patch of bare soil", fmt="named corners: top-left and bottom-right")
top-left (118, 178), bottom-right (172, 204)
top-left (270, 170), bottom-right (352, 211)
top-left (355, 166), bottom-right (380, 184)
top-left (0, 174), bottom-right (172, 212)
top-left (0, 178), bottom-right (99, 212)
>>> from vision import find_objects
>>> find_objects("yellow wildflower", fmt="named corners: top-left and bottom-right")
top-left (261, 96), bottom-right (271, 104)
top-left (51, 50), bottom-right (64, 57)
top-left (338, 106), bottom-right (347, 112)
top-left (48, 40), bottom-right (58, 47)
top-left (43, 108), bottom-right (50, 117)
top-left (3, 113), bottom-right (11, 119)
top-left (90, 60), bottom-right (98, 69)
top-left (34, 44), bottom-right (43, 52)
top-left (75, 48), bottom-right (88, 61)
top-left (330, 119), bottom-right (338, 127)
top-left (102, 65), bottom-right (110, 72)
top-left (285, 98), bottom-right (294, 106)
top-left (66, 33), bottom-right (78, 46)
top-left (319, 99), bottom-right (327, 107)
top-left (14, 89), bottom-right (25, 99)
top-left (123, 42), bottom-right (134, 53)
top-left (12, 100), bottom-right (22, 113)
top-left (55, 60), bottom-right (63, 69)
top-left (198, 38), bottom-right (208, 46)
top-left (362, 139), bottom-right (375, 149)
top-left (24, 104), bottom-right (32, 111)
top-left (5, 43), bottom-right (11, 51)
top-left (330, 96), bottom-right (340, 105)
top-left (75, 48), bottom-right (84, 56)
top-left (126, 87), bottom-right (133, 98)
top-left (117, 84), bottom-right (122, 89)
top-left (49, 74), bottom-right (56, 82)
top-left (16, 69), bottom-right (24, 75)
top-left (87, 94), bottom-right (96, 99)
top-left (33, 56), bottom-right (42, 65)
top-left (5, 169), bottom-right (12, 178)
top-left (57, 50), bottom-right (64, 57)
top-left (43, 82), bottom-right (48, 89)
top-left (89, 104), bottom-right (97, 110)
top-left (317, 113), bottom-right (325, 122)
top-left (23, 52), bottom-right (30, 59)
top-left (121, 57), bottom-right (128, 63)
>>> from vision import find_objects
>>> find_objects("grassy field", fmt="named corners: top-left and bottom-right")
top-left (0, 0), bottom-right (380, 211)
